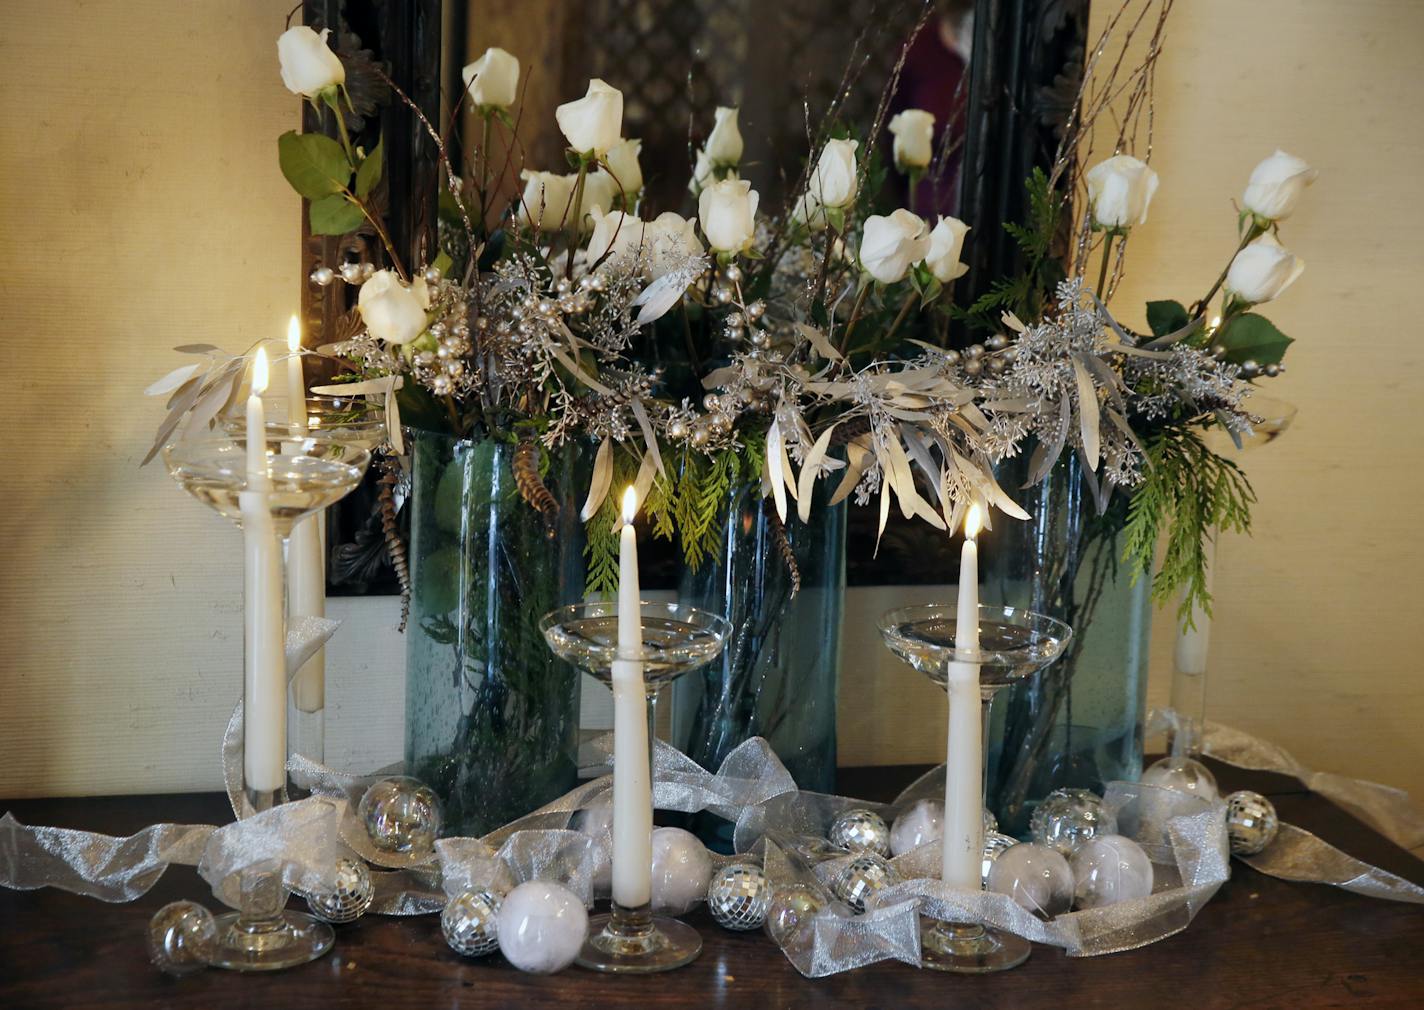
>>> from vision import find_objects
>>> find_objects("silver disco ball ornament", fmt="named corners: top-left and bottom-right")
top-left (441, 889), bottom-right (503, 957)
top-left (828, 808), bottom-right (891, 857)
top-left (765, 883), bottom-right (827, 947)
top-left (707, 862), bottom-right (772, 931)
top-left (146, 900), bottom-right (217, 976)
top-left (359, 776), bottom-right (442, 854)
top-left (306, 856), bottom-right (375, 924)
top-left (831, 853), bottom-right (899, 914)
top-left (981, 830), bottom-right (1019, 886)
top-left (1030, 787), bottom-right (1117, 855)
top-left (1225, 790), bottom-right (1280, 855)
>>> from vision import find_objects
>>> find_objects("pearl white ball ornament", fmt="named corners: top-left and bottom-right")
top-left (650, 826), bottom-right (713, 916)
top-left (1070, 834), bottom-right (1154, 909)
top-left (986, 843), bottom-right (1074, 919)
top-left (495, 880), bottom-right (588, 974)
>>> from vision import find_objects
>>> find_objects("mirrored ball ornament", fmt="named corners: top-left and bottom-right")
top-left (765, 883), bottom-right (828, 947)
top-left (650, 826), bottom-right (713, 916)
top-left (306, 856), bottom-right (375, 924)
top-left (1070, 834), bottom-right (1155, 909)
top-left (986, 843), bottom-right (1074, 919)
top-left (831, 853), bottom-right (900, 914)
top-left (1030, 787), bottom-right (1118, 855)
top-left (441, 889), bottom-right (502, 957)
top-left (707, 862), bottom-right (772, 931)
top-left (146, 900), bottom-right (217, 976)
top-left (828, 808), bottom-right (891, 857)
top-left (495, 880), bottom-right (588, 974)
top-left (981, 830), bottom-right (1019, 886)
top-left (1141, 756), bottom-right (1219, 801)
top-left (359, 776), bottom-right (442, 854)
top-left (1225, 790), bottom-right (1280, 855)
top-left (890, 799), bottom-right (942, 856)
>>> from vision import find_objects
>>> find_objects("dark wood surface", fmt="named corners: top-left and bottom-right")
top-left (2, 761), bottom-right (1422, 1010)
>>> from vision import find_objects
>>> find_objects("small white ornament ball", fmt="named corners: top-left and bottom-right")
top-left (828, 808), bottom-right (891, 856)
top-left (1030, 788), bottom-right (1118, 855)
top-left (146, 900), bottom-right (217, 976)
top-left (442, 889), bottom-right (502, 957)
top-left (890, 799), bottom-right (942, 856)
top-left (987, 843), bottom-right (1074, 919)
top-left (1141, 756), bottom-right (1219, 801)
top-left (1225, 790), bottom-right (1280, 855)
top-left (981, 831), bottom-right (1019, 886)
top-left (495, 880), bottom-right (588, 974)
top-left (650, 826), bottom-right (713, 916)
top-left (1070, 834), bottom-right (1155, 909)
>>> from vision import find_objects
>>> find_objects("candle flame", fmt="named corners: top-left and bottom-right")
top-left (287, 314), bottom-right (302, 352)
top-left (621, 485), bottom-right (638, 526)
top-left (252, 345), bottom-right (269, 395)
top-left (965, 502), bottom-right (983, 540)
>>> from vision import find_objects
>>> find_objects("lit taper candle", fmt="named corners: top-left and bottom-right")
top-left (611, 485), bottom-right (653, 909)
top-left (943, 503), bottom-right (983, 889)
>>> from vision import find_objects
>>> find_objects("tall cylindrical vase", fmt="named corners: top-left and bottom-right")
top-left (672, 481), bottom-right (846, 804)
top-left (980, 451), bottom-right (1152, 836)
top-left (404, 431), bottom-right (585, 838)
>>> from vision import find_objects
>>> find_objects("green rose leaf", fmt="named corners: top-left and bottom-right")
top-left (277, 131), bottom-right (352, 200)
top-left (1146, 299), bottom-right (1190, 337)
top-left (1215, 312), bottom-right (1294, 365)
top-left (355, 134), bottom-right (384, 199)
top-left (309, 193), bottom-right (366, 235)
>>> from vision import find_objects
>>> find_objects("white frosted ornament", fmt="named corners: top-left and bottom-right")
top-left (890, 800), bottom-right (942, 856)
top-left (1070, 834), bottom-right (1154, 909)
top-left (495, 881), bottom-right (588, 974)
top-left (1141, 756), bottom-right (1219, 801)
top-left (650, 826), bottom-right (713, 916)
top-left (987, 843), bottom-right (1074, 919)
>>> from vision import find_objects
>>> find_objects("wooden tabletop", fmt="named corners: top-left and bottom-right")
top-left (2, 761), bottom-right (1422, 1009)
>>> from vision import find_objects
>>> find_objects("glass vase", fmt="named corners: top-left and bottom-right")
top-left (980, 451), bottom-right (1151, 836)
top-left (672, 480), bottom-right (846, 804)
top-left (404, 431), bottom-right (584, 838)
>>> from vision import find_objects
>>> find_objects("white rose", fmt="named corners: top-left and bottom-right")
top-left (519, 170), bottom-right (576, 230)
top-left (1242, 149), bottom-right (1317, 221)
top-left (808, 138), bottom-right (859, 210)
top-left (461, 47), bottom-right (519, 110)
top-left (277, 26), bottom-right (345, 99)
top-left (645, 212), bottom-right (704, 279)
top-left (586, 208), bottom-right (645, 267)
top-left (859, 209), bottom-right (931, 284)
top-left (889, 109), bottom-right (935, 171)
top-left (704, 107), bottom-right (744, 165)
top-left (698, 177), bottom-right (759, 254)
top-left (1225, 234), bottom-right (1304, 304)
top-left (1085, 154), bottom-right (1159, 229)
top-left (923, 216), bottom-right (970, 282)
top-left (603, 138), bottom-right (643, 197)
top-left (556, 78), bottom-right (624, 156)
top-left (357, 270), bottom-right (430, 345)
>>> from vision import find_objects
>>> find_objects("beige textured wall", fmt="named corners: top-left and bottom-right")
top-left (1, 0), bottom-right (1421, 803)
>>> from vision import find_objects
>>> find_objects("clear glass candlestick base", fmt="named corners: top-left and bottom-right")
top-left (879, 603), bottom-right (1071, 975)
top-left (541, 602), bottom-right (729, 974)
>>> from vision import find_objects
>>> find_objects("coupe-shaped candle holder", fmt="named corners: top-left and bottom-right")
top-left (879, 603), bottom-right (1071, 974)
top-left (541, 602), bottom-right (729, 973)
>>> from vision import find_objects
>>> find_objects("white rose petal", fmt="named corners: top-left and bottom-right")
top-left (1242, 149), bottom-right (1317, 221)
top-left (1225, 233), bottom-right (1305, 305)
top-left (808, 138), bottom-right (859, 210)
top-left (603, 138), bottom-right (644, 197)
top-left (923, 216), bottom-right (970, 283)
top-left (357, 270), bottom-right (429, 345)
top-left (556, 78), bottom-right (624, 156)
top-left (277, 26), bottom-right (345, 99)
top-left (859, 209), bottom-right (931, 284)
top-left (461, 47), bottom-right (520, 110)
top-left (698, 177), bottom-right (759, 254)
top-left (1085, 154), bottom-right (1159, 229)
top-left (889, 109), bottom-right (935, 171)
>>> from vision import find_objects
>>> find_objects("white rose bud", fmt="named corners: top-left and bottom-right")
top-left (277, 26), bottom-right (345, 99)
top-left (808, 138), bottom-right (859, 210)
top-left (889, 109), bottom-right (935, 171)
top-left (1225, 234), bottom-right (1305, 305)
top-left (923, 216), bottom-right (971, 283)
top-left (704, 107), bottom-right (744, 165)
top-left (461, 47), bottom-right (520, 110)
top-left (644, 212), bottom-right (704, 279)
top-left (859, 209), bottom-right (931, 284)
top-left (519, 170), bottom-right (576, 230)
top-left (698, 177), bottom-right (759, 254)
top-left (1085, 154), bottom-right (1159, 230)
top-left (587, 208), bottom-right (645, 267)
top-left (603, 138), bottom-right (644, 197)
top-left (357, 270), bottom-right (430, 346)
top-left (1242, 150), bottom-right (1317, 221)
top-left (556, 78), bottom-right (624, 156)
